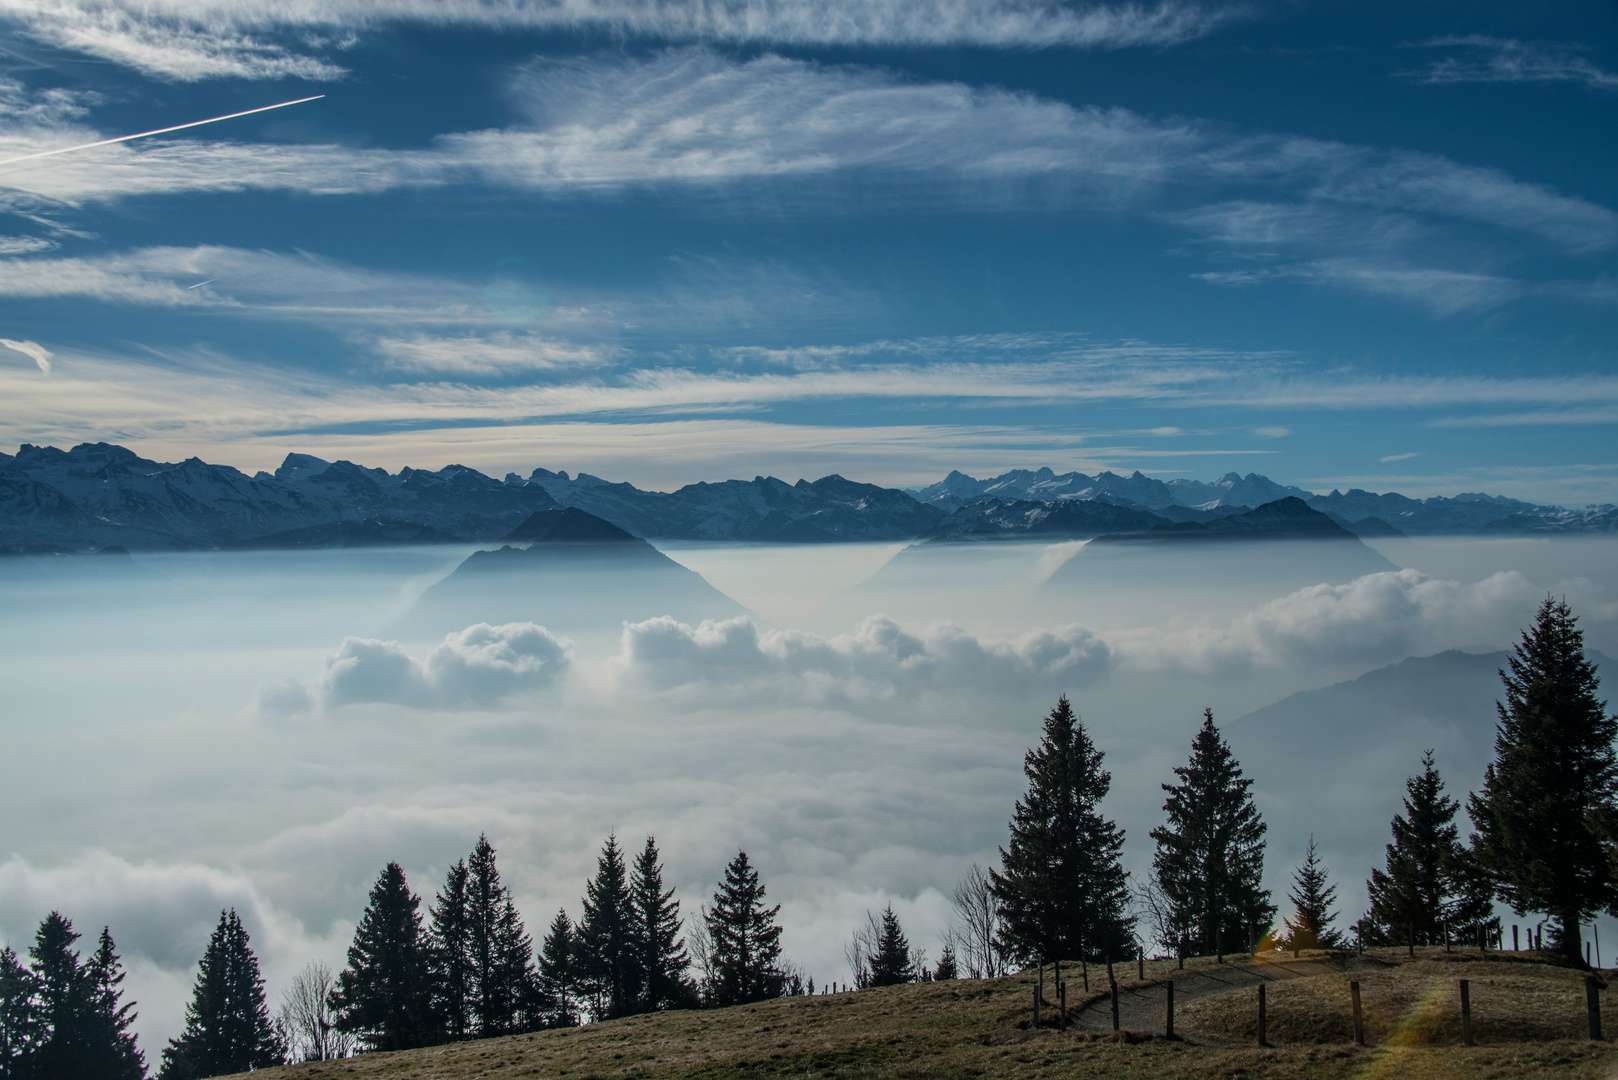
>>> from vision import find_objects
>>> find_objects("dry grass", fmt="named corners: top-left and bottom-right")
top-left (229, 951), bottom-right (1618, 1080)
top-left (1180, 948), bottom-right (1618, 1046)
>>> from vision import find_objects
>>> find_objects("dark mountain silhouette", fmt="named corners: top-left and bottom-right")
top-left (399, 508), bottom-right (746, 638)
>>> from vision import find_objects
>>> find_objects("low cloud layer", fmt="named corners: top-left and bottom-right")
top-left (621, 613), bottom-right (1112, 699)
top-left (265, 621), bottom-right (573, 713)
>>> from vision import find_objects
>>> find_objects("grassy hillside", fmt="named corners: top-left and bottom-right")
top-left (237, 950), bottom-right (1618, 1080)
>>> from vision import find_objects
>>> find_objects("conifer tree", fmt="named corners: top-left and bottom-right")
top-left (630, 836), bottom-right (693, 1012)
top-left (703, 851), bottom-right (785, 1007)
top-left (465, 836), bottom-right (534, 1036)
top-left (84, 926), bottom-right (147, 1080)
top-left (0, 945), bottom-right (39, 1077)
top-left (331, 862), bottom-right (437, 1051)
top-left (1280, 837), bottom-right (1341, 951)
top-left (1364, 751), bottom-right (1469, 946)
top-left (991, 695), bottom-right (1133, 966)
top-left (429, 859), bottom-right (472, 1041)
top-left (866, 907), bottom-right (917, 987)
top-left (1150, 709), bottom-right (1273, 959)
top-left (577, 835), bottom-right (635, 1019)
top-left (933, 944), bottom-right (958, 982)
top-left (158, 909), bottom-right (283, 1080)
top-left (1470, 597), bottom-right (1618, 964)
top-left (537, 910), bottom-right (578, 1028)
top-left (0, 944), bottom-right (38, 1077)
top-left (29, 912), bottom-right (93, 1080)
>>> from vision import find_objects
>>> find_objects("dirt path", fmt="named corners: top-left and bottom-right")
top-left (1065, 959), bottom-right (1344, 1040)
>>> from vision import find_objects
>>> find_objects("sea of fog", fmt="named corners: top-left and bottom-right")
top-left (2, 534), bottom-right (1618, 1054)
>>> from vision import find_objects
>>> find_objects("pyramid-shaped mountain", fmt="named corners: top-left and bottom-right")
top-left (399, 508), bottom-right (746, 638)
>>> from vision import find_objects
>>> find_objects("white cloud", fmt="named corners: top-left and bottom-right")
top-left (1112, 568), bottom-right (1541, 675)
top-left (278, 621), bottom-right (573, 711)
top-left (0, 236), bottom-right (56, 255)
top-left (1, 0), bottom-right (1234, 81)
top-left (1380, 452), bottom-right (1418, 463)
top-left (618, 613), bottom-right (1112, 700)
top-left (2, 50), bottom-right (1610, 263)
top-left (0, 337), bottom-right (51, 373)
top-left (616, 569), bottom-right (1551, 694)
top-left (372, 332), bottom-right (613, 375)
top-left (1406, 36), bottom-right (1618, 93)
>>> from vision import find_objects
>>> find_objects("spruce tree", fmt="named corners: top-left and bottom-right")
top-left (703, 851), bottom-right (785, 1007)
top-left (331, 862), bottom-right (437, 1051)
top-left (1150, 709), bottom-right (1273, 959)
top-left (0, 944), bottom-right (39, 1077)
top-left (29, 912), bottom-right (93, 1080)
top-left (867, 907), bottom-right (916, 987)
top-left (84, 926), bottom-right (147, 1080)
top-left (158, 909), bottom-right (283, 1080)
top-left (577, 835), bottom-right (635, 1020)
top-left (933, 944), bottom-right (958, 982)
top-left (1281, 837), bottom-right (1341, 951)
top-left (630, 836), bottom-right (693, 1012)
top-left (465, 836), bottom-right (534, 1036)
top-left (537, 910), bottom-right (578, 1028)
top-left (1364, 751), bottom-right (1470, 946)
top-left (428, 859), bottom-right (472, 1041)
top-left (1470, 597), bottom-right (1618, 964)
top-left (991, 695), bottom-right (1133, 966)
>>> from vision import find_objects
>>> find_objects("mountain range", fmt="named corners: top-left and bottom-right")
top-left (2, 442), bottom-right (1613, 552)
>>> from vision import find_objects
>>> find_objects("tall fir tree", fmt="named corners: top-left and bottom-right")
top-left (703, 851), bottom-right (785, 1007)
top-left (991, 695), bottom-right (1133, 966)
top-left (1364, 751), bottom-right (1472, 946)
top-left (158, 909), bottom-right (283, 1080)
top-left (866, 907), bottom-right (917, 987)
top-left (428, 859), bottom-right (472, 1041)
top-left (630, 837), bottom-right (693, 1012)
top-left (1150, 709), bottom-right (1274, 959)
top-left (536, 910), bottom-right (578, 1028)
top-left (84, 926), bottom-right (147, 1080)
top-left (464, 836), bottom-right (535, 1037)
top-left (577, 835), bottom-right (636, 1020)
top-left (1280, 837), bottom-right (1342, 951)
top-left (29, 912), bottom-right (93, 1080)
top-left (331, 862), bottom-right (437, 1051)
top-left (1469, 597), bottom-right (1618, 964)
top-left (0, 944), bottom-right (38, 1078)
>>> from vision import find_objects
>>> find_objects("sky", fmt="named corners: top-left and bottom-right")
top-left (0, 0), bottom-right (1614, 501)
top-left (3, 3), bottom-right (1618, 1058)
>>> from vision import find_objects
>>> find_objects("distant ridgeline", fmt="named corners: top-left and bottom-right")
top-left (2, 442), bottom-right (1614, 553)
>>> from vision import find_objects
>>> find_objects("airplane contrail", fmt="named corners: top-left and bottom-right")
top-left (186, 279), bottom-right (219, 289)
top-left (0, 95), bottom-right (325, 169)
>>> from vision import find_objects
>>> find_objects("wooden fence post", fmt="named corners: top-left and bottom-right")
top-left (1166, 979), bottom-right (1175, 1039)
top-left (1513, 924), bottom-right (1519, 952)
top-left (1460, 979), bottom-right (1472, 1047)
top-left (1586, 976), bottom-right (1602, 1041)
top-left (1350, 980), bottom-right (1363, 1046)
top-left (1138, 951), bottom-right (1144, 981)
top-left (1035, 964), bottom-right (1041, 1027)
top-left (1110, 977), bottom-right (1120, 1032)
top-left (1257, 984), bottom-right (1268, 1047)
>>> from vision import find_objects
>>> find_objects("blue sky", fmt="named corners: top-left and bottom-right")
top-left (0, 0), bottom-right (1614, 501)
